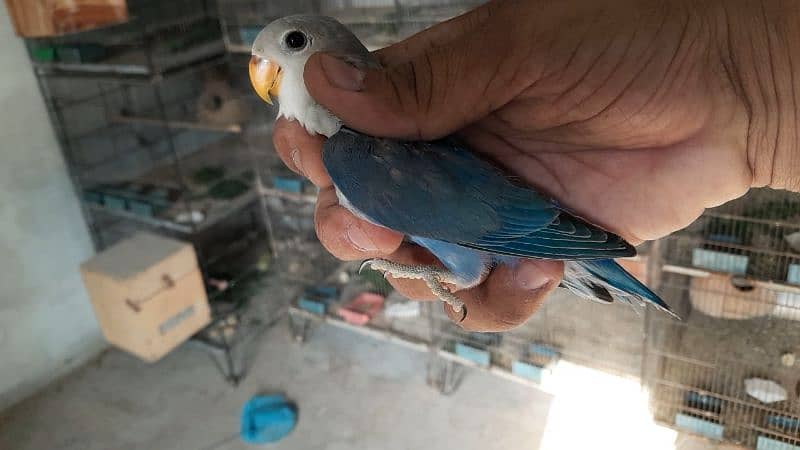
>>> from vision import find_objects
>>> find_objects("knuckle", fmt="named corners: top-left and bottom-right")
top-left (385, 55), bottom-right (437, 139)
top-left (412, 54), bottom-right (435, 117)
top-left (385, 62), bottom-right (419, 111)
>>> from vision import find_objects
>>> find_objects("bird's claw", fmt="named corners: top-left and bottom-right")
top-left (358, 259), bottom-right (373, 275)
top-left (359, 259), bottom-right (465, 313)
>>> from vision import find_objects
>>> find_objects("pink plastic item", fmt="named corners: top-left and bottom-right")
top-left (336, 292), bottom-right (385, 325)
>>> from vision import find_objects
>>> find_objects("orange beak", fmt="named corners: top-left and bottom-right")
top-left (249, 55), bottom-right (282, 105)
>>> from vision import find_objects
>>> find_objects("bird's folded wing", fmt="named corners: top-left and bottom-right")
top-left (323, 129), bottom-right (635, 260)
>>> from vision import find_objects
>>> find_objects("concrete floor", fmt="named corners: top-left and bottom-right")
top-left (0, 319), bottom-right (741, 450)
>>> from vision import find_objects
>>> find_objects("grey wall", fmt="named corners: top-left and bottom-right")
top-left (0, 3), bottom-right (105, 411)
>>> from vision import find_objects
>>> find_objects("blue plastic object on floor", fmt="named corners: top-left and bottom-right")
top-left (240, 395), bottom-right (297, 445)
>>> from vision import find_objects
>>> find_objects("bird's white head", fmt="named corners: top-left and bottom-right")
top-left (249, 15), bottom-right (378, 137)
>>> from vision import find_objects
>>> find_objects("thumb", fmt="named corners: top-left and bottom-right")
top-left (303, 14), bottom-right (532, 140)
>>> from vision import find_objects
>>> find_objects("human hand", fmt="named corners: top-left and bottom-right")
top-left (273, 0), bottom-right (800, 330)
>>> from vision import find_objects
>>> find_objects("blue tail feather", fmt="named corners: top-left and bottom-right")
top-left (575, 259), bottom-right (678, 318)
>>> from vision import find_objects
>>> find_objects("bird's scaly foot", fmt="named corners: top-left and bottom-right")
top-left (360, 259), bottom-right (465, 313)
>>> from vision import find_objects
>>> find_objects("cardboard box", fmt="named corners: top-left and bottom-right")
top-left (81, 232), bottom-right (210, 362)
top-left (4, 0), bottom-right (128, 38)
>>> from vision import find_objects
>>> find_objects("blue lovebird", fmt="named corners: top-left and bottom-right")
top-left (249, 15), bottom-right (676, 318)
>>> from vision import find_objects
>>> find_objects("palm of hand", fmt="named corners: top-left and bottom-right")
top-left (453, 59), bottom-right (750, 243)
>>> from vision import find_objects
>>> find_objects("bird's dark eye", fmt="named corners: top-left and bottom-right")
top-left (285, 31), bottom-right (307, 50)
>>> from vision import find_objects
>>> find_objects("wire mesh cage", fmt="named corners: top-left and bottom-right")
top-left (217, 0), bottom-right (486, 52)
top-left (27, 0), bottom-right (223, 78)
top-left (23, 1), bottom-right (290, 385)
top-left (644, 188), bottom-right (800, 448)
top-left (24, 0), bottom-right (296, 267)
top-left (37, 59), bottom-right (276, 258)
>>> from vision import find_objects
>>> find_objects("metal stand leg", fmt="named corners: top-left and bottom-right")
top-left (288, 313), bottom-right (314, 343)
top-left (215, 328), bottom-right (243, 386)
top-left (426, 353), bottom-right (464, 395)
top-left (193, 312), bottom-right (269, 386)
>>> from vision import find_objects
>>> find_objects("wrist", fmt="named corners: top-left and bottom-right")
top-left (716, 0), bottom-right (800, 191)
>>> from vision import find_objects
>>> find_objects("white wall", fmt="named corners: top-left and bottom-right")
top-left (0, 3), bottom-right (105, 411)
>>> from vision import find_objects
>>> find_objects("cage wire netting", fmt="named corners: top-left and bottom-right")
top-left (218, 0), bottom-right (486, 51)
top-left (643, 188), bottom-right (800, 448)
top-left (25, 0), bottom-right (342, 383)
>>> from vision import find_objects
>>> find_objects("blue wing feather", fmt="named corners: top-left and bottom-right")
top-left (323, 130), bottom-right (635, 260)
top-left (323, 130), bottom-right (675, 316)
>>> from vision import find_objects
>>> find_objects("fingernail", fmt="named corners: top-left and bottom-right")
top-left (319, 54), bottom-right (364, 91)
top-left (514, 261), bottom-right (550, 291)
top-left (346, 223), bottom-right (379, 252)
top-left (289, 148), bottom-right (304, 176)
